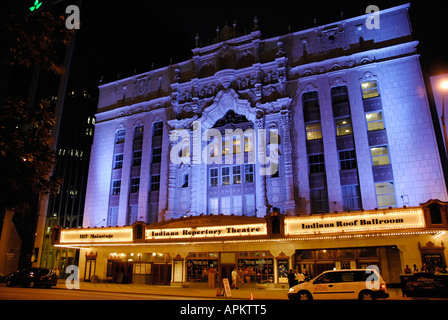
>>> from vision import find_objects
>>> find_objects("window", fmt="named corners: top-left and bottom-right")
top-left (233, 196), bottom-right (242, 215)
top-left (309, 154), bottom-right (325, 174)
top-left (244, 136), bottom-right (253, 152)
top-left (245, 164), bottom-right (254, 183)
top-left (152, 147), bottom-right (162, 163)
top-left (331, 86), bottom-right (349, 104)
top-left (128, 206), bottom-right (138, 225)
top-left (232, 165), bottom-right (241, 184)
top-left (335, 118), bottom-right (353, 136)
top-left (209, 168), bottom-right (218, 186)
top-left (370, 146), bottom-right (390, 166)
top-left (209, 198), bottom-right (218, 214)
top-left (111, 180), bottom-right (121, 195)
top-left (306, 122), bottom-right (322, 140)
top-left (222, 167), bottom-right (230, 185)
top-left (375, 182), bottom-right (396, 208)
top-left (221, 197), bottom-right (230, 215)
top-left (150, 175), bottom-right (160, 191)
top-left (245, 194), bottom-right (256, 216)
top-left (233, 136), bottom-right (241, 154)
top-left (342, 185), bottom-right (361, 211)
top-left (366, 111), bottom-right (384, 131)
top-left (339, 150), bottom-right (357, 170)
top-left (222, 137), bottom-right (230, 155)
top-left (361, 81), bottom-right (379, 99)
top-left (130, 177), bottom-right (140, 193)
top-left (153, 122), bottom-right (163, 136)
top-left (310, 188), bottom-right (329, 214)
top-left (108, 207), bottom-right (119, 227)
top-left (115, 129), bottom-right (125, 144)
top-left (134, 125), bottom-right (144, 140)
top-left (132, 151), bottom-right (142, 166)
top-left (114, 154), bottom-right (124, 169)
top-left (303, 91), bottom-right (319, 110)
top-left (182, 174), bottom-right (189, 188)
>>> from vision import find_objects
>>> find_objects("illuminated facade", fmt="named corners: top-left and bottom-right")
top-left (56, 4), bottom-right (448, 286)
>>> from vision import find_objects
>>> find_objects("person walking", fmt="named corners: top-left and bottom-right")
top-left (287, 269), bottom-right (296, 288)
top-left (231, 267), bottom-right (239, 289)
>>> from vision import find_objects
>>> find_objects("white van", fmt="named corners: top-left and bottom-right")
top-left (288, 269), bottom-right (389, 300)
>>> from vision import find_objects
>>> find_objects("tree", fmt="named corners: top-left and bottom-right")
top-left (0, 7), bottom-right (71, 268)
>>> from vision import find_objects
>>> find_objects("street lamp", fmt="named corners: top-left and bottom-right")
top-left (441, 81), bottom-right (448, 155)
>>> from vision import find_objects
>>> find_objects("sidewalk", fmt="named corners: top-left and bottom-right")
top-left (56, 280), bottom-right (407, 300)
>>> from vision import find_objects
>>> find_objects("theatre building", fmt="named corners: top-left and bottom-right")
top-left (52, 4), bottom-right (448, 287)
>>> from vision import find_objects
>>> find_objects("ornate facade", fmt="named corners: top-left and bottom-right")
top-left (84, 3), bottom-right (447, 228)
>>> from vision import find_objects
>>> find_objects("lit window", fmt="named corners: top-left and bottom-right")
top-left (233, 136), bottom-right (241, 154)
top-left (306, 122), bottom-right (322, 140)
top-left (335, 118), bottom-right (353, 136)
top-left (365, 111), bottom-right (384, 131)
top-left (361, 81), bottom-right (380, 99)
top-left (375, 182), bottom-right (396, 208)
top-left (244, 136), bottom-right (253, 152)
top-left (370, 146), bottom-right (390, 166)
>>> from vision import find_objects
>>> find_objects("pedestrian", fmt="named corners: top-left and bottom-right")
top-left (54, 266), bottom-right (60, 278)
top-left (296, 270), bottom-right (305, 284)
top-left (231, 267), bottom-right (239, 289)
top-left (287, 269), bottom-right (296, 288)
top-left (404, 265), bottom-right (412, 274)
top-left (412, 264), bottom-right (419, 274)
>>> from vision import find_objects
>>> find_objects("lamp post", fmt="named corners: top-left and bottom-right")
top-left (441, 81), bottom-right (448, 156)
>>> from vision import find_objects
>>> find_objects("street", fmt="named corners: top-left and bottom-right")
top-left (0, 284), bottom-right (214, 300)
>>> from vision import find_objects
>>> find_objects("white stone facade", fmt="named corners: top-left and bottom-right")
top-left (83, 4), bottom-right (447, 228)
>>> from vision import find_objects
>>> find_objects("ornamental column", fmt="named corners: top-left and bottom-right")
top-left (255, 117), bottom-right (268, 217)
top-left (280, 109), bottom-right (295, 213)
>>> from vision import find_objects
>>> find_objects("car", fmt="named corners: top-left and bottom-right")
top-left (401, 273), bottom-right (448, 298)
top-left (5, 267), bottom-right (58, 288)
top-left (288, 269), bottom-right (389, 301)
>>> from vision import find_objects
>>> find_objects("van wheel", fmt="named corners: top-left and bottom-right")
top-left (298, 291), bottom-right (313, 300)
top-left (359, 290), bottom-right (375, 300)
top-left (28, 281), bottom-right (36, 288)
top-left (5, 280), bottom-right (12, 287)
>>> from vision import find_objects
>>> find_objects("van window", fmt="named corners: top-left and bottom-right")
top-left (340, 272), bottom-right (355, 282)
top-left (314, 272), bottom-right (341, 284)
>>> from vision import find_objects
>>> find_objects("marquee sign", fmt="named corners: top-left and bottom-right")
top-left (146, 223), bottom-right (267, 240)
top-left (285, 209), bottom-right (425, 236)
top-left (59, 228), bottom-right (134, 244)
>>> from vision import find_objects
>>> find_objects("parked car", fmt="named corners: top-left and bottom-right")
top-left (5, 267), bottom-right (58, 288)
top-left (288, 269), bottom-right (389, 300)
top-left (401, 273), bottom-right (448, 298)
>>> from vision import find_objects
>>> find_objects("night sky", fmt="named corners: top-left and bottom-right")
top-left (67, 0), bottom-right (448, 92)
